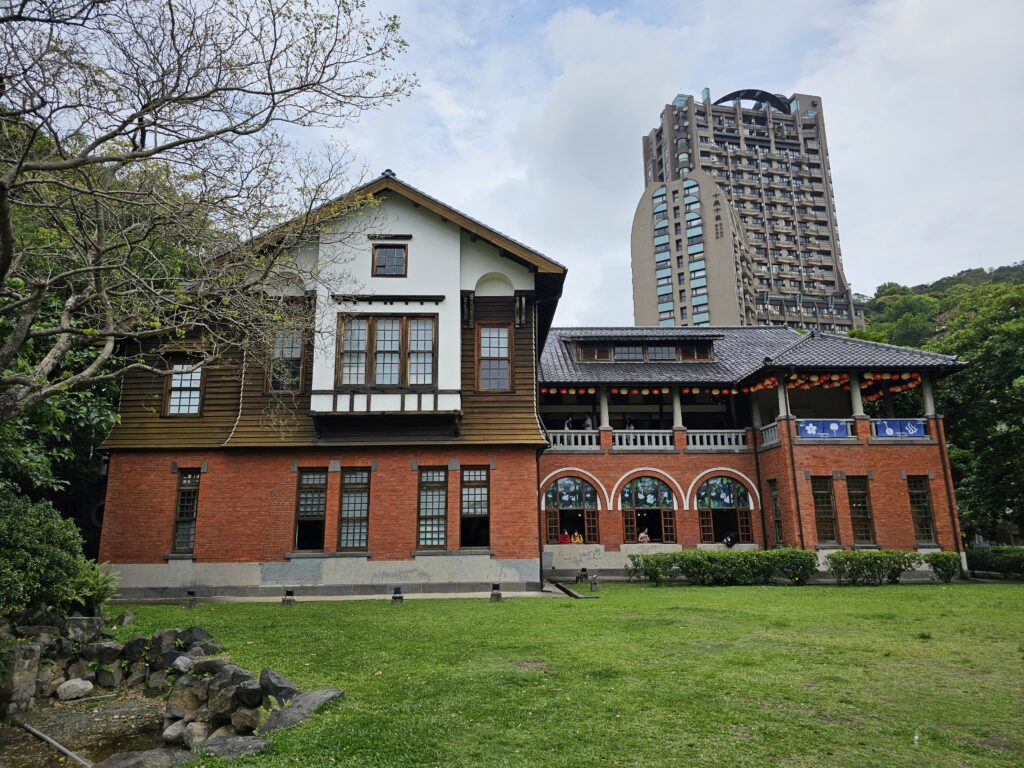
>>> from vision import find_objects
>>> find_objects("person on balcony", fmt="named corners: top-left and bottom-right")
top-left (564, 416), bottom-right (573, 430)
top-left (583, 414), bottom-right (593, 430)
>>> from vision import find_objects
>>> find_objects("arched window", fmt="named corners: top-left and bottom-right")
top-left (621, 477), bottom-right (676, 543)
top-left (696, 477), bottom-right (753, 544)
top-left (543, 477), bottom-right (599, 544)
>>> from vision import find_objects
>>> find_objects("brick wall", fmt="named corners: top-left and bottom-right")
top-left (100, 446), bottom-right (540, 564)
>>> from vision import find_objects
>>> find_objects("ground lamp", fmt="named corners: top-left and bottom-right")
top-left (491, 583), bottom-right (502, 602)
top-left (184, 589), bottom-right (197, 609)
top-left (282, 588), bottom-right (295, 606)
top-left (392, 587), bottom-right (404, 605)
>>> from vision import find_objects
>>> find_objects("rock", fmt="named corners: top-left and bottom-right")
top-left (166, 677), bottom-right (203, 720)
top-left (125, 661), bottom-right (148, 687)
top-left (209, 664), bottom-right (254, 691)
top-left (96, 661), bottom-right (124, 688)
top-left (147, 629), bottom-right (181, 667)
top-left (57, 678), bottom-right (95, 700)
top-left (179, 627), bottom-right (215, 647)
top-left (2, 642), bottom-right (42, 714)
top-left (190, 640), bottom-right (220, 655)
top-left (183, 721), bottom-right (210, 749)
top-left (93, 747), bottom-right (193, 767)
top-left (65, 616), bottom-right (106, 643)
top-left (33, 661), bottom-right (60, 698)
top-left (185, 646), bottom-right (206, 659)
top-left (235, 679), bottom-right (263, 707)
top-left (210, 724), bottom-right (234, 739)
top-left (195, 735), bottom-right (270, 759)
top-left (170, 655), bottom-right (194, 674)
top-left (44, 675), bottom-right (67, 697)
top-left (146, 669), bottom-right (169, 695)
top-left (162, 718), bottom-right (187, 745)
top-left (206, 684), bottom-right (238, 722)
top-left (192, 657), bottom-right (233, 676)
top-left (260, 689), bottom-right (345, 733)
top-left (83, 641), bottom-right (124, 664)
top-left (15, 625), bottom-right (60, 639)
top-left (259, 668), bottom-right (299, 705)
top-left (113, 610), bottom-right (137, 626)
top-left (153, 649), bottom-right (184, 672)
top-left (52, 636), bottom-right (74, 657)
top-left (230, 706), bottom-right (260, 734)
top-left (122, 635), bottom-right (149, 663)
top-left (67, 658), bottom-right (96, 682)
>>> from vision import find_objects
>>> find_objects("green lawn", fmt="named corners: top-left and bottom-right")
top-left (120, 583), bottom-right (1024, 767)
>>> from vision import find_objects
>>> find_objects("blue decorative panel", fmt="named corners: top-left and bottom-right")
top-left (798, 420), bottom-right (851, 439)
top-left (874, 419), bottom-right (927, 438)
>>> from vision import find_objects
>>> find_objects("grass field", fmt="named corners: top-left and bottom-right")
top-left (120, 583), bottom-right (1024, 767)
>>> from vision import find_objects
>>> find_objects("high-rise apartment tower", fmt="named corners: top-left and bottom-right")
top-left (631, 88), bottom-right (864, 331)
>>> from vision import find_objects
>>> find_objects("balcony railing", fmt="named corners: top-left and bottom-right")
top-left (612, 430), bottom-right (674, 451)
top-left (796, 418), bottom-right (855, 440)
top-left (687, 429), bottom-right (748, 451)
top-left (759, 423), bottom-right (780, 448)
top-left (871, 418), bottom-right (929, 439)
top-left (546, 429), bottom-right (600, 451)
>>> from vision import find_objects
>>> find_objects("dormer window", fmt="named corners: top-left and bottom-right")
top-left (372, 244), bottom-right (407, 277)
top-left (576, 340), bottom-right (714, 362)
top-left (165, 362), bottom-right (203, 415)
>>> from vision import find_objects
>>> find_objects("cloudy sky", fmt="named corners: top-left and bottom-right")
top-left (328, 0), bottom-right (1024, 326)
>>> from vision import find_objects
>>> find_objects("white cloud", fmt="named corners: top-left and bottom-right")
top-left (330, 0), bottom-right (1024, 326)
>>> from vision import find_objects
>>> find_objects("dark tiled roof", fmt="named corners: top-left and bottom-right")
top-left (539, 327), bottom-right (965, 385)
top-left (540, 326), bottom-right (803, 384)
top-left (764, 332), bottom-right (963, 371)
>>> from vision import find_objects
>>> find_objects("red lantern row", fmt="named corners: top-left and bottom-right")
top-left (741, 376), bottom-right (778, 394)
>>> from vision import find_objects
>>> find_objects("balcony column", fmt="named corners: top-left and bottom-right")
top-left (882, 388), bottom-right (896, 418)
top-left (776, 380), bottom-right (790, 418)
top-left (598, 386), bottom-right (610, 429)
top-left (671, 388), bottom-right (683, 429)
top-left (921, 374), bottom-right (936, 417)
top-left (849, 369), bottom-right (865, 417)
top-left (750, 397), bottom-right (762, 428)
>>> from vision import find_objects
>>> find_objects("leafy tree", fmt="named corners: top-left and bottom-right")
top-left (928, 283), bottom-right (1024, 537)
top-left (1, 0), bottom-right (415, 423)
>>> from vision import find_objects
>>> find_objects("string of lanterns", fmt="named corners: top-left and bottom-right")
top-left (860, 372), bottom-right (921, 402)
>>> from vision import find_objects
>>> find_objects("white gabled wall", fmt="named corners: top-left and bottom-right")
top-left (308, 194), bottom-right (533, 409)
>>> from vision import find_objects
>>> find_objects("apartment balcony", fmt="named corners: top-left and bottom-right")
top-left (612, 429), bottom-right (675, 451)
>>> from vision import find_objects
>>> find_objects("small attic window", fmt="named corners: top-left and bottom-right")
top-left (575, 340), bottom-right (714, 362)
top-left (372, 244), bottom-right (407, 277)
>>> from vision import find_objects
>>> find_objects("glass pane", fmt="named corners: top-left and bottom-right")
top-left (409, 352), bottom-right (433, 385)
top-left (479, 359), bottom-right (510, 390)
top-left (341, 352), bottom-right (366, 385)
top-left (375, 352), bottom-right (400, 385)
top-left (340, 490), bottom-right (368, 518)
top-left (273, 331), bottom-right (302, 359)
top-left (480, 327), bottom-right (509, 358)
top-left (339, 520), bottom-right (367, 549)
top-left (461, 485), bottom-right (488, 517)
top-left (374, 246), bottom-right (406, 275)
top-left (409, 319), bottom-right (433, 350)
top-left (342, 319), bottom-right (367, 351)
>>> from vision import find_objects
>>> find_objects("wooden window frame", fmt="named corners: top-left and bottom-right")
top-left (846, 476), bottom-right (876, 546)
top-left (338, 468), bottom-right (370, 552)
top-left (907, 475), bottom-right (937, 546)
top-left (294, 468), bottom-right (328, 552)
top-left (171, 469), bottom-right (201, 554)
top-left (335, 314), bottom-right (438, 391)
top-left (417, 467), bottom-right (448, 549)
top-left (543, 477), bottom-right (600, 545)
top-left (163, 360), bottom-right (205, 417)
top-left (266, 329), bottom-right (307, 394)
top-left (476, 322), bottom-right (514, 393)
top-left (621, 478), bottom-right (676, 544)
top-left (811, 476), bottom-right (840, 546)
top-left (459, 467), bottom-right (490, 549)
top-left (371, 243), bottom-right (408, 277)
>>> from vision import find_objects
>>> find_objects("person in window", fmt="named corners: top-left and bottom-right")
top-left (583, 414), bottom-right (593, 430)
top-left (570, 530), bottom-right (584, 544)
top-left (637, 528), bottom-right (651, 544)
top-left (564, 416), bottom-right (573, 431)
top-left (722, 532), bottom-right (738, 548)
top-left (559, 530), bottom-right (571, 544)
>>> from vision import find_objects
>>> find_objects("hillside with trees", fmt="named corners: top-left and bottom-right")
top-left (852, 262), bottom-right (1024, 542)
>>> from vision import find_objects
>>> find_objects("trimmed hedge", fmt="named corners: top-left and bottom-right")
top-left (922, 552), bottom-right (961, 583)
top-left (627, 548), bottom-right (817, 586)
top-left (825, 550), bottom-right (922, 585)
top-left (966, 547), bottom-right (1024, 576)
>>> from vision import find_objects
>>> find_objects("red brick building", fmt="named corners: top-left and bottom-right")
top-left (99, 175), bottom-right (966, 597)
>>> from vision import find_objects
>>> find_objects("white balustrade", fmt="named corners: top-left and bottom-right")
top-left (760, 423), bottom-right (780, 448)
top-left (546, 429), bottom-right (600, 451)
top-left (612, 429), bottom-right (674, 450)
top-left (687, 429), bottom-right (748, 451)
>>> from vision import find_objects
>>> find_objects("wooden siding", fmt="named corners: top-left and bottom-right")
top-left (458, 296), bottom-right (546, 445)
top-left (103, 295), bottom-right (546, 449)
top-left (101, 351), bottom-right (242, 449)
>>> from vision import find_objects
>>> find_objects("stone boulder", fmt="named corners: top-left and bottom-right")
top-left (83, 641), bottom-right (125, 664)
top-left (2, 642), bottom-right (41, 715)
top-left (166, 676), bottom-right (205, 720)
top-left (113, 610), bottom-right (137, 627)
top-left (170, 655), bottom-right (194, 675)
top-left (260, 689), bottom-right (345, 733)
top-left (122, 635), bottom-right (149, 663)
top-left (125, 661), bottom-right (148, 688)
top-left (230, 706), bottom-right (261, 734)
top-left (95, 661), bottom-right (124, 689)
top-left (147, 629), bottom-right (181, 667)
top-left (65, 616), bottom-right (105, 643)
top-left (195, 735), bottom-right (270, 759)
top-left (192, 657), bottom-right (234, 676)
top-left (183, 721), bottom-right (210, 749)
top-left (57, 678), bottom-right (94, 701)
top-left (93, 747), bottom-right (193, 767)
top-left (178, 627), bottom-right (215, 647)
top-left (66, 657), bottom-right (96, 682)
top-left (235, 679), bottom-right (263, 707)
top-left (15, 625), bottom-right (60, 639)
top-left (161, 718), bottom-right (188, 745)
top-left (146, 669), bottom-right (169, 696)
top-left (259, 668), bottom-right (298, 705)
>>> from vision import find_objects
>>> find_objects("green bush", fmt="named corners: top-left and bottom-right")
top-left (634, 550), bottom-right (781, 587)
top-left (70, 560), bottom-right (120, 616)
top-left (966, 547), bottom-right (1024, 576)
top-left (0, 493), bottom-right (84, 617)
top-left (826, 550), bottom-right (922, 586)
top-left (769, 548), bottom-right (819, 585)
top-left (922, 552), bottom-right (961, 583)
